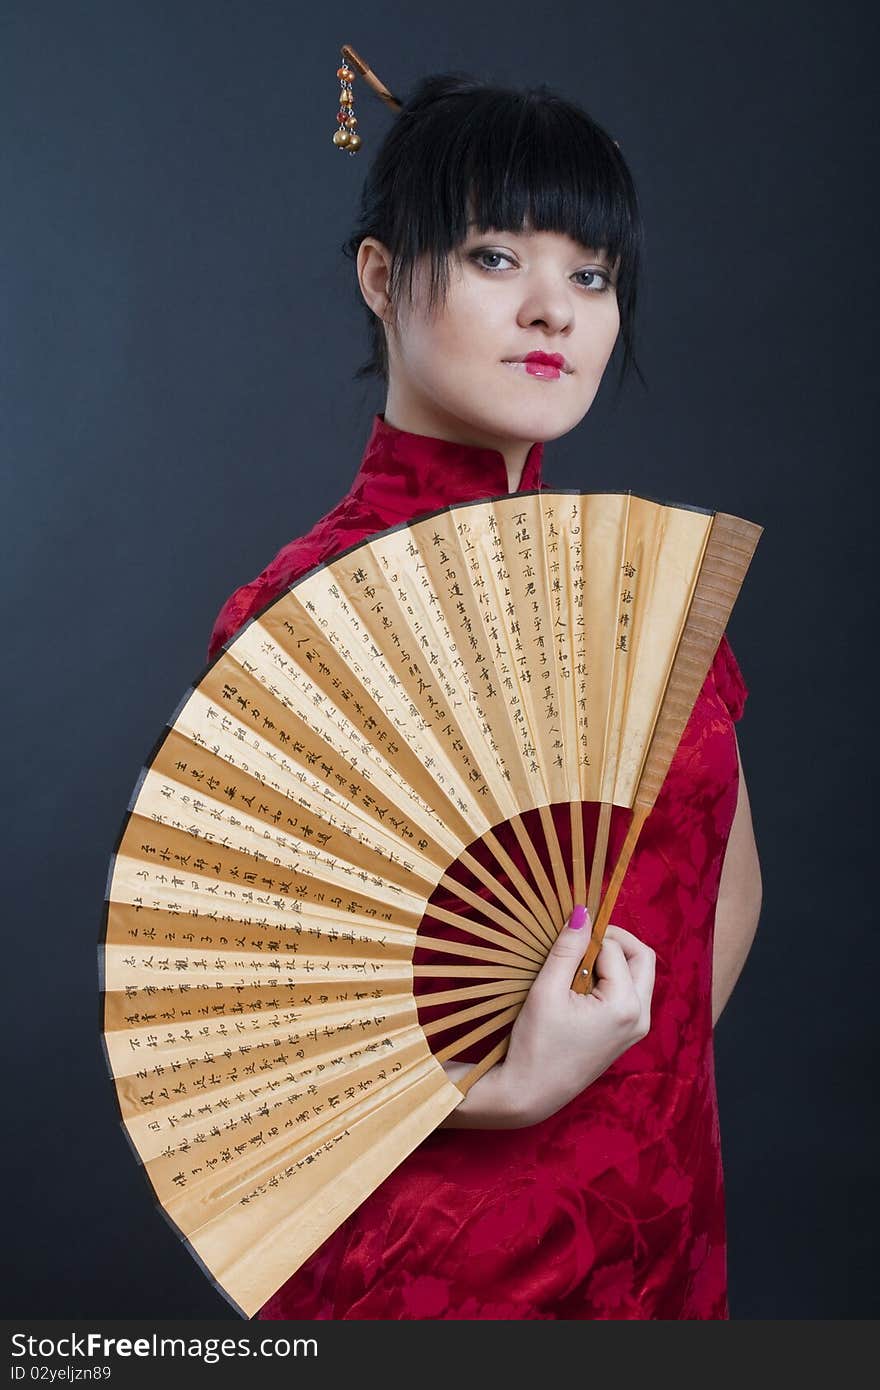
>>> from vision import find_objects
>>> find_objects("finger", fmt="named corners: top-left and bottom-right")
top-left (626, 939), bottom-right (656, 1001)
top-left (603, 923), bottom-right (652, 962)
top-left (600, 925), bottom-right (655, 997)
top-left (597, 928), bottom-right (653, 1006)
top-left (537, 905), bottom-right (598, 992)
top-left (591, 934), bottom-right (630, 988)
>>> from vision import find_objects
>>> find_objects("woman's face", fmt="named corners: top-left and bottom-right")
top-left (360, 219), bottom-right (621, 456)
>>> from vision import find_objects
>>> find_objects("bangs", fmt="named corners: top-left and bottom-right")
top-left (384, 83), bottom-right (640, 311)
top-left (415, 91), bottom-right (637, 303)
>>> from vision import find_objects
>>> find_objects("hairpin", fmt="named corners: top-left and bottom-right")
top-left (333, 43), bottom-right (620, 156)
top-left (333, 43), bottom-right (403, 156)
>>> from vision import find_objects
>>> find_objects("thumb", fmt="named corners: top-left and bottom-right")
top-left (535, 904), bottom-right (591, 990)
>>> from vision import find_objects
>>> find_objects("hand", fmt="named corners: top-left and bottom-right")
top-left (501, 908), bottom-right (656, 1126)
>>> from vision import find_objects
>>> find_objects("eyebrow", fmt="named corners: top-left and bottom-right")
top-left (466, 225), bottom-right (610, 261)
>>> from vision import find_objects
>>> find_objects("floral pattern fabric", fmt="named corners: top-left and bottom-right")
top-left (208, 413), bottom-right (748, 1320)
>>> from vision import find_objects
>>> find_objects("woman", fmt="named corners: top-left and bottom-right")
top-left (208, 72), bottom-right (762, 1319)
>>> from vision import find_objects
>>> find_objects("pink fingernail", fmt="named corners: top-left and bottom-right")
top-left (568, 904), bottom-right (588, 931)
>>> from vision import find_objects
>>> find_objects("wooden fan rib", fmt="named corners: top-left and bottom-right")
top-left (455, 1032), bottom-right (510, 1094)
top-left (432, 1000), bottom-right (522, 1063)
top-left (416, 932), bottom-right (541, 970)
top-left (450, 850), bottom-right (554, 951)
top-left (421, 989), bottom-right (528, 1039)
top-left (508, 815), bottom-right (564, 943)
top-left (570, 801), bottom-right (587, 913)
top-left (415, 979), bottom-right (527, 1007)
top-left (427, 900), bottom-right (544, 964)
top-left (473, 831), bottom-right (558, 945)
top-left (538, 803), bottom-right (573, 923)
top-left (587, 801), bottom-right (613, 926)
top-left (412, 962), bottom-right (534, 979)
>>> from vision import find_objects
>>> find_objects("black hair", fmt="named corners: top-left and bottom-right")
top-left (340, 70), bottom-right (647, 396)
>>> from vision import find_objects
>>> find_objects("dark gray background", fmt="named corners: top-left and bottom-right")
top-left (3, 0), bottom-right (876, 1319)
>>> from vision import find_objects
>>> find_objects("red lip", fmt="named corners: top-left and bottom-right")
top-left (504, 351), bottom-right (572, 373)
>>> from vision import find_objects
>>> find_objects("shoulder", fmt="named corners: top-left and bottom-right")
top-left (206, 498), bottom-right (361, 662)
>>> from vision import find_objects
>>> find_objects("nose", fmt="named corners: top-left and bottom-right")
top-left (516, 277), bottom-right (574, 337)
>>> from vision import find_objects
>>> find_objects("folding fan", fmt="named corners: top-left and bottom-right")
top-left (99, 488), bottom-right (762, 1317)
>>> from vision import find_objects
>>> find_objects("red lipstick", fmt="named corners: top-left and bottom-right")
top-left (503, 350), bottom-right (572, 380)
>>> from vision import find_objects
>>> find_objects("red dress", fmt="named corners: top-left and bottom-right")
top-left (208, 412), bottom-right (749, 1320)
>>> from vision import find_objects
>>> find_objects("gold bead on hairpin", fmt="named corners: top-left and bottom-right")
top-left (333, 44), bottom-right (403, 156)
top-left (333, 58), bottom-right (361, 155)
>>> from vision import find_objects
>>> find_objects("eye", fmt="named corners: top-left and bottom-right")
top-left (574, 269), bottom-right (614, 293)
top-left (470, 249), bottom-right (517, 273)
top-left (469, 249), bottom-right (614, 292)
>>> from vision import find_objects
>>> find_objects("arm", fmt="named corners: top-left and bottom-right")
top-left (712, 731), bottom-right (763, 1026)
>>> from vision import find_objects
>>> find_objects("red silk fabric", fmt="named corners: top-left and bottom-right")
top-left (208, 413), bottom-right (748, 1320)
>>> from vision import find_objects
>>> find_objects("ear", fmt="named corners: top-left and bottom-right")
top-left (356, 237), bottom-right (394, 321)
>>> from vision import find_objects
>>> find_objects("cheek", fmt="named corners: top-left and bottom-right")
top-left (444, 305), bottom-right (498, 355)
top-left (602, 300), bottom-right (622, 351)
top-left (443, 275), bottom-right (509, 340)
top-left (413, 306), bottom-right (498, 377)
top-left (578, 305), bottom-right (620, 373)
top-left (404, 326), bottom-right (469, 383)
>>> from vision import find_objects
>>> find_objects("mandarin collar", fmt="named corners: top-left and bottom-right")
top-left (349, 412), bottom-right (545, 523)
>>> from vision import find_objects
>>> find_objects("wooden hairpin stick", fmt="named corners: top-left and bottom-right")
top-left (341, 44), bottom-right (403, 112)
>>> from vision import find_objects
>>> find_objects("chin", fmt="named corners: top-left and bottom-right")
top-left (500, 398), bottom-right (581, 442)
top-left (446, 379), bottom-right (577, 444)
